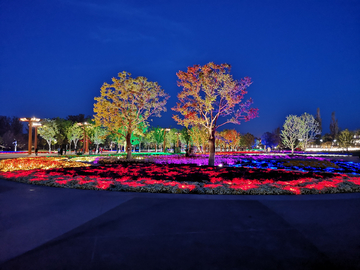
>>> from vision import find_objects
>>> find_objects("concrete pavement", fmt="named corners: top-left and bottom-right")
top-left (0, 178), bottom-right (360, 269)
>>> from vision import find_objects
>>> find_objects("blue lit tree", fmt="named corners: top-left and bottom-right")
top-left (261, 131), bottom-right (279, 150)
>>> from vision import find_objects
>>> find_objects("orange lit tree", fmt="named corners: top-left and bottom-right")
top-left (220, 129), bottom-right (241, 151)
top-left (172, 63), bottom-right (258, 166)
top-left (94, 72), bottom-right (170, 159)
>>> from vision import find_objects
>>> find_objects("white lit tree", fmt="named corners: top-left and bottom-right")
top-left (66, 123), bottom-right (83, 152)
top-left (281, 113), bottom-right (320, 153)
top-left (298, 113), bottom-right (320, 150)
top-left (89, 126), bottom-right (108, 153)
top-left (281, 115), bottom-right (302, 154)
top-left (38, 119), bottom-right (58, 153)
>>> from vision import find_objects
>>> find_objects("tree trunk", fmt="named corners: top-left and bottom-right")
top-left (48, 141), bottom-right (51, 154)
top-left (126, 132), bottom-right (132, 159)
top-left (208, 128), bottom-right (216, 166)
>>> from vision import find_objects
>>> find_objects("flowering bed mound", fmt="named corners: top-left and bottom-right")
top-left (0, 157), bottom-right (359, 195)
top-left (144, 154), bottom-right (360, 175)
top-left (0, 157), bottom-right (91, 172)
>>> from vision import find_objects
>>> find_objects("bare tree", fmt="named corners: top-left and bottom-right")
top-left (281, 113), bottom-right (320, 153)
top-left (281, 115), bottom-right (302, 154)
top-left (298, 113), bottom-right (320, 150)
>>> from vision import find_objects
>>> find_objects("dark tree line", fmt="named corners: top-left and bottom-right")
top-left (0, 114), bottom-right (92, 151)
top-left (0, 116), bottom-right (26, 150)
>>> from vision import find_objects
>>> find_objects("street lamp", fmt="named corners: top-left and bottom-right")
top-left (20, 117), bottom-right (41, 155)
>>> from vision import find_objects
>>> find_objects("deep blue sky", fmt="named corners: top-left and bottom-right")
top-left (1, 0), bottom-right (359, 137)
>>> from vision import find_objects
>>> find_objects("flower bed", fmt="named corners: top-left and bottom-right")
top-left (0, 157), bottom-right (91, 172)
top-left (0, 157), bottom-right (359, 195)
top-left (141, 154), bottom-right (360, 175)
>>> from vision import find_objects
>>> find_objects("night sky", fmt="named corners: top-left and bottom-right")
top-left (1, 0), bottom-right (359, 137)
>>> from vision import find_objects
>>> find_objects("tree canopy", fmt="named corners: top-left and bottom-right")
top-left (38, 119), bottom-right (58, 153)
top-left (172, 62), bottom-right (258, 165)
top-left (93, 71), bottom-right (169, 159)
top-left (281, 113), bottom-right (320, 153)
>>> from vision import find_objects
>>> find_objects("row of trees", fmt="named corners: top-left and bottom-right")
top-left (93, 63), bottom-right (258, 165)
top-left (0, 116), bottom-right (26, 150)
top-left (3, 62), bottom-right (357, 163)
top-left (3, 110), bottom-right (355, 155)
top-left (36, 115), bottom-right (259, 154)
top-left (281, 110), bottom-right (359, 153)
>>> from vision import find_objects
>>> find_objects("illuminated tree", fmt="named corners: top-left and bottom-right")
top-left (144, 130), bottom-right (156, 152)
top-left (89, 126), bottom-right (108, 153)
top-left (220, 129), bottom-right (241, 151)
top-left (111, 131), bottom-right (125, 153)
top-left (38, 119), bottom-right (58, 153)
top-left (337, 129), bottom-right (354, 151)
top-left (180, 127), bottom-right (191, 153)
top-left (189, 125), bottom-right (208, 153)
top-left (150, 127), bottom-right (164, 152)
top-left (130, 121), bottom-right (147, 152)
top-left (66, 123), bottom-right (83, 152)
top-left (298, 113), bottom-right (320, 150)
top-left (281, 115), bottom-right (302, 153)
top-left (94, 72), bottom-right (169, 159)
top-left (109, 126), bottom-right (144, 153)
top-left (54, 118), bottom-right (72, 147)
top-left (281, 113), bottom-right (320, 153)
top-left (240, 133), bottom-right (255, 150)
top-left (168, 128), bottom-right (181, 152)
top-left (172, 62), bottom-right (258, 166)
top-left (215, 131), bottom-right (225, 151)
top-left (261, 132), bottom-right (278, 150)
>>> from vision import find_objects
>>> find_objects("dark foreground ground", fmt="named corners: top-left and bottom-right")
top-left (1, 178), bottom-right (360, 270)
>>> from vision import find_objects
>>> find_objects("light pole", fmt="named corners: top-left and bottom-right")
top-left (20, 117), bottom-right (41, 155)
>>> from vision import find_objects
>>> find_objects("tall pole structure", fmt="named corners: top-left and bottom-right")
top-left (33, 123), bottom-right (41, 152)
top-left (20, 117), bottom-right (41, 155)
top-left (28, 121), bottom-right (33, 155)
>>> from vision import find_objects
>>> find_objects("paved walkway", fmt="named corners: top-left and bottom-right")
top-left (0, 178), bottom-right (359, 269)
